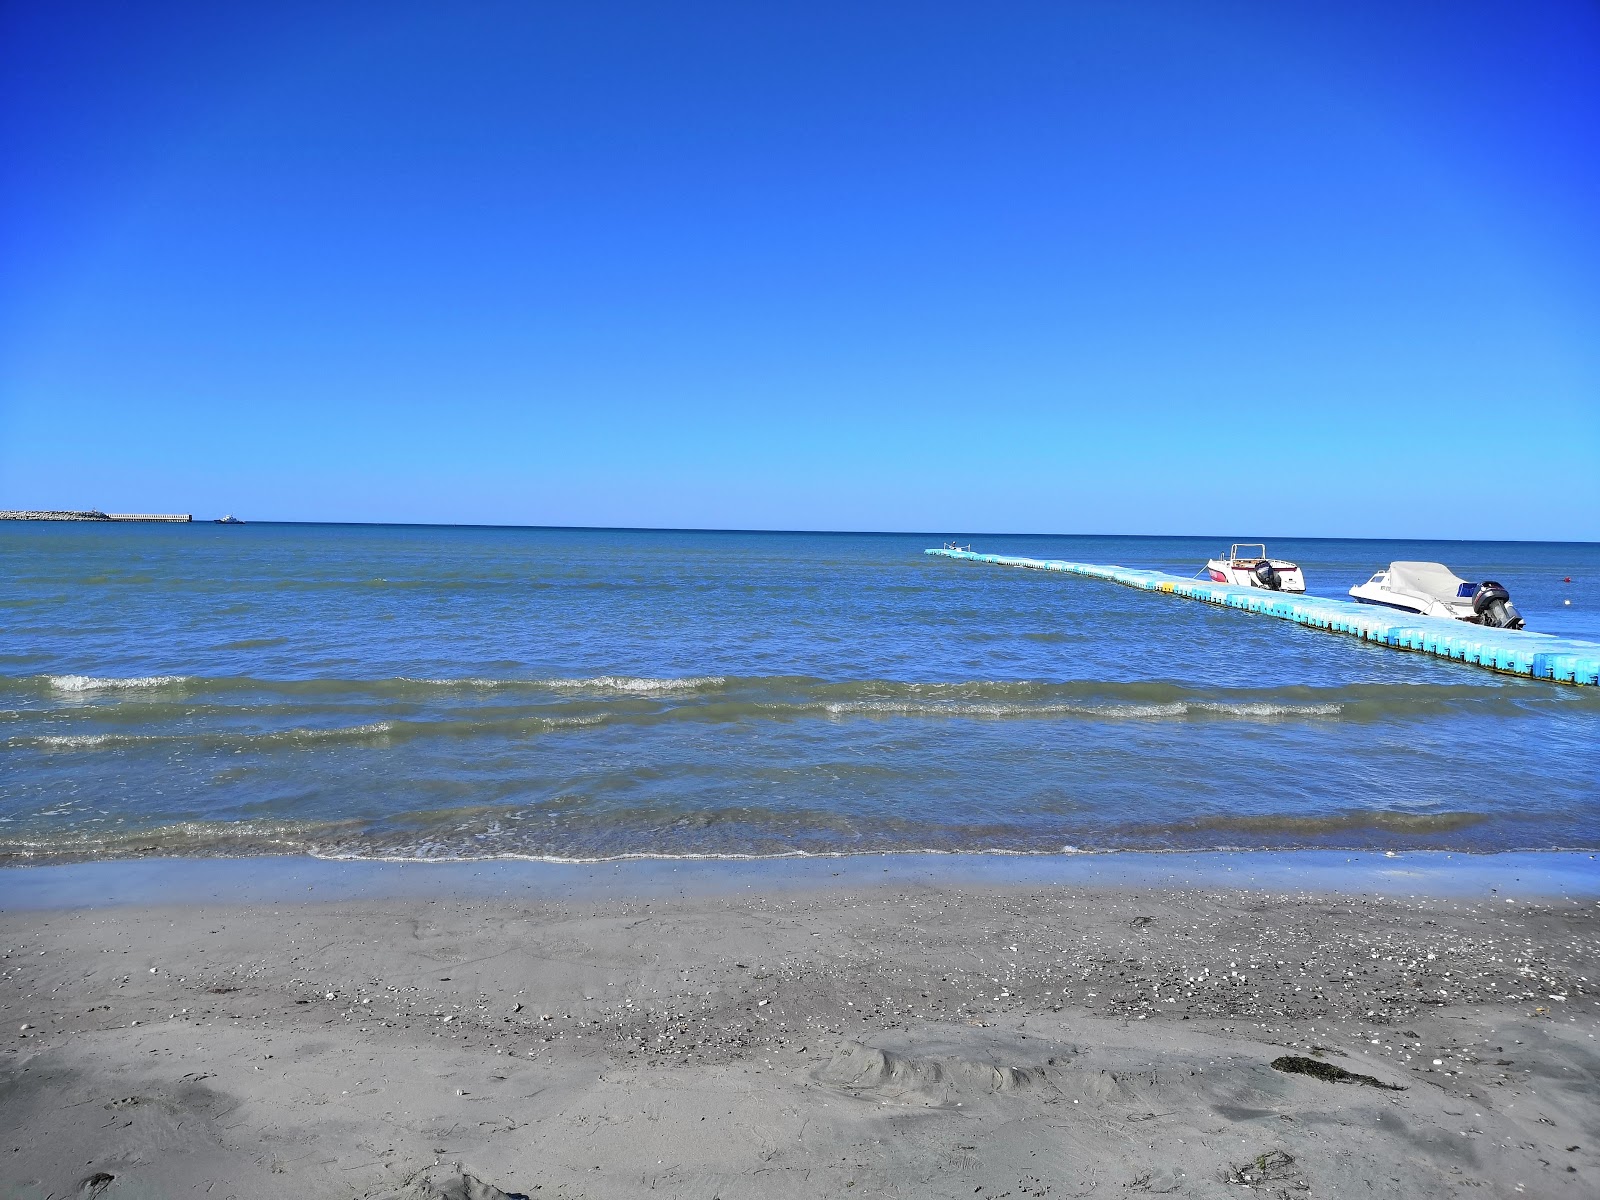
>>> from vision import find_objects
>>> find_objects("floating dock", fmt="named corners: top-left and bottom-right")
top-left (926, 548), bottom-right (1600, 688)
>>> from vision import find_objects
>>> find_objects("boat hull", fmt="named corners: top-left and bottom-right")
top-left (1347, 582), bottom-right (1474, 622)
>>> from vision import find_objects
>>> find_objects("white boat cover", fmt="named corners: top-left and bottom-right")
top-left (1387, 561), bottom-right (1469, 604)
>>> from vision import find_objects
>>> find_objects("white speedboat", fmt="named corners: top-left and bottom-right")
top-left (1348, 561), bottom-right (1523, 629)
top-left (1204, 544), bottom-right (1306, 592)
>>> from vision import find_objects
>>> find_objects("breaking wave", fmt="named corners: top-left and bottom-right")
top-left (0, 806), bottom-right (1555, 868)
top-left (1125, 810), bottom-right (1495, 839)
top-left (17, 722), bottom-right (399, 752)
top-left (47, 674), bottom-right (190, 692)
top-left (813, 699), bottom-right (1343, 720)
top-left (14, 673), bottom-right (734, 699)
top-left (4, 673), bottom-right (1587, 716)
top-left (10, 675), bottom-right (1593, 758)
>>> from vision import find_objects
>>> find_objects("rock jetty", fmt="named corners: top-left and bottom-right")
top-left (0, 509), bottom-right (111, 521)
top-left (1, 510), bottom-right (192, 522)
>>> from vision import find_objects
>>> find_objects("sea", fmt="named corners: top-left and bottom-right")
top-left (2, 523), bottom-right (1597, 866)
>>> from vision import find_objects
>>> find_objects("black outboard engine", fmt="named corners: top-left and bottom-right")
top-left (1252, 559), bottom-right (1282, 590)
top-left (1472, 581), bottom-right (1524, 629)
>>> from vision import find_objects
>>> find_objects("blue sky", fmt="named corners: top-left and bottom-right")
top-left (2, 1), bottom-right (1596, 537)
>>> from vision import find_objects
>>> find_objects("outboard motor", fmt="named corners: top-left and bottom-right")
top-left (1252, 559), bottom-right (1282, 590)
top-left (1472, 581), bottom-right (1524, 629)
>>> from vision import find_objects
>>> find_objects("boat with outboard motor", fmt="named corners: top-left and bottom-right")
top-left (1203, 544), bottom-right (1306, 593)
top-left (1348, 562), bottom-right (1523, 629)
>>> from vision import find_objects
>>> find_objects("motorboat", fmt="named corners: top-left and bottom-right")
top-left (1203, 544), bottom-right (1306, 592)
top-left (1348, 562), bottom-right (1523, 629)
top-left (214, 514), bottom-right (243, 524)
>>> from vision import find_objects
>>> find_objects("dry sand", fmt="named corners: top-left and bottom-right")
top-left (2, 871), bottom-right (1597, 1198)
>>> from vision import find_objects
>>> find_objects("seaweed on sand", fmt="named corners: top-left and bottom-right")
top-left (1271, 1054), bottom-right (1405, 1090)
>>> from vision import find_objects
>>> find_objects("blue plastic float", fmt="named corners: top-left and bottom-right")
top-left (925, 547), bottom-right (1600, 687)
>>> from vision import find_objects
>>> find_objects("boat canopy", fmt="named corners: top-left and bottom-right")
top-left (1387, 561), bottom-right (1472, 603)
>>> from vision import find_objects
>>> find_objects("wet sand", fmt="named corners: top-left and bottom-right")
top-left (2, 863), bottom-right (1598, 1198)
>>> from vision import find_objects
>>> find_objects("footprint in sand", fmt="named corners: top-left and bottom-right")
top-left (364, 1167), bottom-right (530, 1200)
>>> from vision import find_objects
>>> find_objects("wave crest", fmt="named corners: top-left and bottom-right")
top-left (48, 674), bottom-right (189, 692)
top-left (545, 675), bottom-right (727, 693)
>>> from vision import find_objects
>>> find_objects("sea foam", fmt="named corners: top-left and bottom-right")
top-left (48, 674), bottom-right (189, 692)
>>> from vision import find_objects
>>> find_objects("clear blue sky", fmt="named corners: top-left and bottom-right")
top-left (2, 1), bottom-right (1596, 538)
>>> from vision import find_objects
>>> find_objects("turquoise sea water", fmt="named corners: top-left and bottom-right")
top-left (2, 523), bottom-right (1596, 863)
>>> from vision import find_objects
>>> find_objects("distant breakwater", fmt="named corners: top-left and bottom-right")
top-left (1, 509), bottom-right (110, 521)
top-left (1, 510), bottom-right (191, 522)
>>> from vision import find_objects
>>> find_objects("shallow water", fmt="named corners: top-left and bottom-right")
top-left (2, 524), bottom-right (1596, 862)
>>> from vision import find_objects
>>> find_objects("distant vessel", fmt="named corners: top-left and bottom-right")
top-left (214, 515), bottom-right (244, 524)
top-left (1203, 544), bottom-right (1306, 592)
top-left (1349, 562), bottom-right (1524, 629)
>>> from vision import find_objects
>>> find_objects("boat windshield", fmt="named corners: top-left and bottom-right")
top-left (1229, 544), bottom-right (1267, 561)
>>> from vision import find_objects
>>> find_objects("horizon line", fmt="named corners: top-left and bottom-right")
top-left (7, 516), bottom-right (1595, 546)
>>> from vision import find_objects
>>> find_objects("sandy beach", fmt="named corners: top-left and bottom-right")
top-left (2, 861), bottom-right (1597, 1199)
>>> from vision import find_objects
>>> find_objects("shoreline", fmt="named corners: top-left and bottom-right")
top-left (4, 848), bottom-right (1599, 912)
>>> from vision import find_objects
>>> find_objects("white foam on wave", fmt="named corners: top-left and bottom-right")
top-left (398, 675), bottom-right (726, 693)
top-left (48, 674), bottom-right (189, 692)
top-left (280, 721), bottom-right (394, 741)
top-left (545, 675), bottom-right (727, 694)
top-left (24, 722), bottom-right (400, 749)
top-left (819, 699), bottom-right (1184, 719)
top-left (305, 845), bottom-right (1095, 865)
top-left (1194, 702), bottom-right (1344, 718)
top-left (815, 699), bottom-right (1341, 720)
top-left (402, 677), bottom-right (508, 688)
